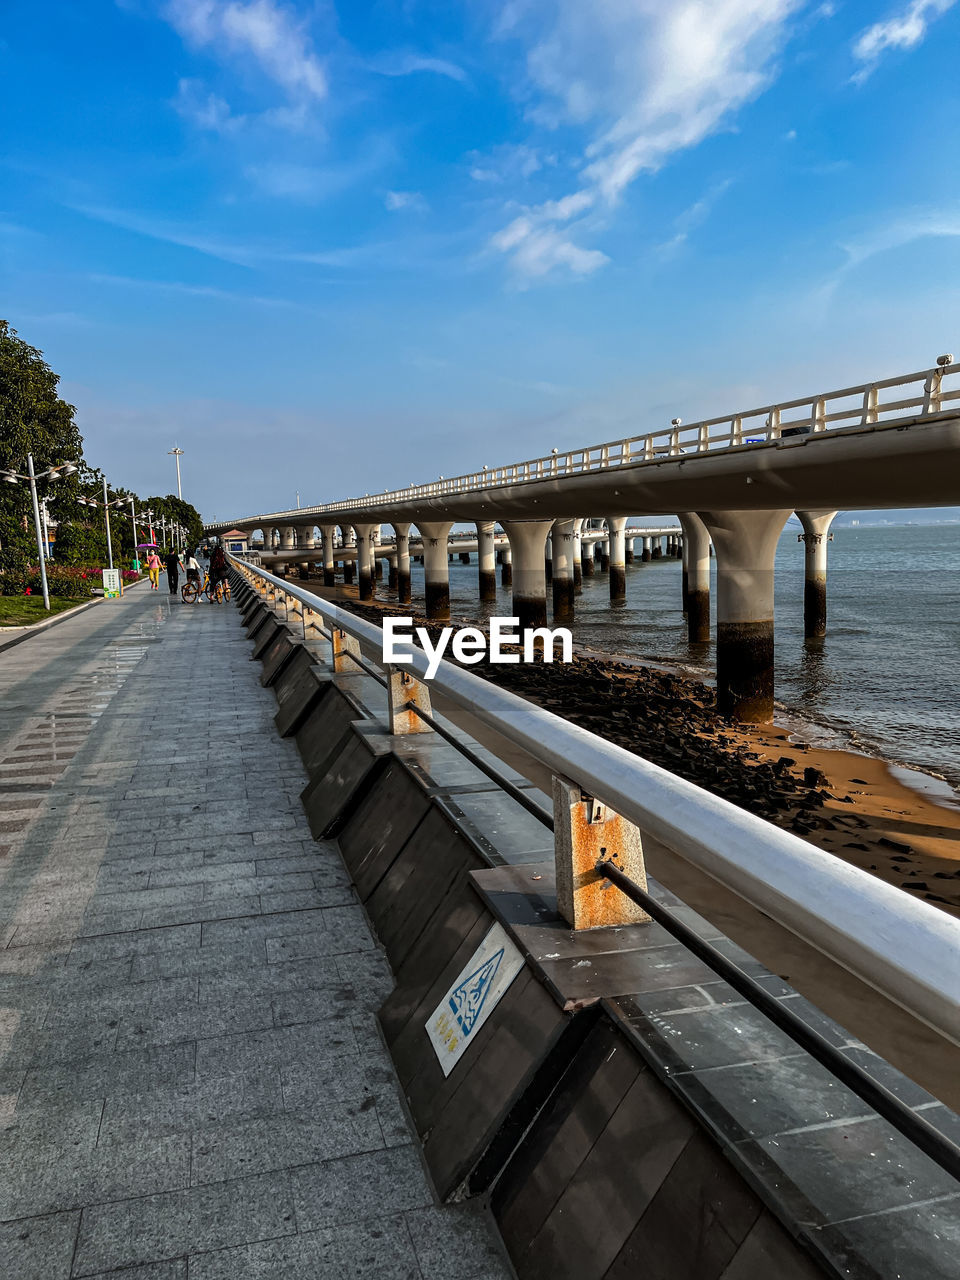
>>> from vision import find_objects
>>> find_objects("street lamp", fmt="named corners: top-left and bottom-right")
top-left (168, 446), bottom-right (184, 500)
top-left (0, 458), bottom-right (77, 610)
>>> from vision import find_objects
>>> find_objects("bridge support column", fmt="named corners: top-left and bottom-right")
top-left (388, 554), bottom-right (398, 590)
top-left (342, 527), bottom-right (356, 585)
top-left (320, 525), bottom-right (336, 587)
top-left (607, 517), bottom-right (627, 602)
top-left (675, 535), bottom-right (684, 560)
top-left (581, 533), bottom-right (594, 576)
top-left (393, 523), bottom-right (412, 604)
top-left (500, 542), bottom-right (512, 587)
top-left (477, 521), bottom-right (497, 601)
top-left (353, 524), bottom-right (377, 602)
top-left (700, 509), bottom-right (791, 723)
top-left (502, 520), bottom-right (553, 630)
top-left (599, 536), bottom-right (610, 573)
top-left (418, 522), bottom-right (454, 619)
top-left (573, 519), bottom-right (583, 592)
top-left (678, 514), bottom-right (711, 644)
top-left (281, 526), bottom-right (296, 550)
top-left (544, 535), bottom-right (553, 584)
top-left (642, 536), bottom-right (652, 562)
top-left (797, 510), bottom-right (838, 640)
top-left (552, 520), bottom-right (576, 622)
top-left (625, 536), bottom-right (635, 564)
top-left (299, 527), bottom-right (316, 550)
top-left (652, 537), bottom-right (663, 559)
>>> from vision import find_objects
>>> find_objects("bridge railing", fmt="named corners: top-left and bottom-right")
top-left (213, 358), bottom-right (960, 528)
top-left (229, 552), bottom-right (960, 1051)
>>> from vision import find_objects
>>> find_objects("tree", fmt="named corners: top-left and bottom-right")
top-left (0, 322), bottom-right (84, 569)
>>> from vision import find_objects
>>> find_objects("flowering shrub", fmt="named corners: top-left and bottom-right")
top-left (1, 561), bottom-right (143, 597)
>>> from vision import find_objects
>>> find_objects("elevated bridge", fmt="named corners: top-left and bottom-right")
top-left (207, 358), bottom-right (960, 722)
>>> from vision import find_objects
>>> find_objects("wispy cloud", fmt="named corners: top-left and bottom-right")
top-left (839, 207), bottom-right (960, 269)
top-left (384, 190), bottom-right (428, 212)
top-left (489, 0), bottom-right (799, 281)
top-left (365, 50), bottom-right (469, 84)
top-left (466, 143), bottom-right (553, 184)
top-left (69, 203), bottom-right (263, 266)
top-left (851, 0), bottom-right (955, 83)
top-left (87, 271), bottom-right (332, 310)
top-left (164, 0), bottom-right (327, 102)
top-left (656, 178), bottom-right (734, 257)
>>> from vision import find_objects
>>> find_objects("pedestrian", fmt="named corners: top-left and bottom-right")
top-left (146, 548), bottom-right (161, 591)
top-left (165, 547), bottom-right (184, 595)
top-left (208, 543), bottom-right (227, 600)
top-left (184, 549), bottom-right (201, 585)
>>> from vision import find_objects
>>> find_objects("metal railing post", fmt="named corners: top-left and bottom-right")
top-left (553, 775), bottom-right (650, 930)
top-left (387, 668), bottom-right (433, 735)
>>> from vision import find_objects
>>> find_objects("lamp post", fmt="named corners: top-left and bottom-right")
top-left (103, 477), bottom-right (114, 569)
top-left (168, 447), bottom-right (184, 500)
top-left (1, 457), bottom-right (77, 610)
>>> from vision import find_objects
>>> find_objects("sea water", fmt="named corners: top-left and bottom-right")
top-left (405, 523), bottom-right (960, 794)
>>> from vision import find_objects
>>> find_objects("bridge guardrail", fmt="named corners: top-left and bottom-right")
top-left (214, 358), bottom-right (959, 527)
top-left (229, 552), bottom-right (960, 1050)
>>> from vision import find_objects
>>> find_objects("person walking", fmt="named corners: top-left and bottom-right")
top-left (165, 547), bottom-right (185, 595)
top-left (208, 543), bottom-right (227, 599)
top-left (146, 548), bottom-right (162, 591)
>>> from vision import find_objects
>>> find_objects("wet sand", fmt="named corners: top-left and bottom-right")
top-left (308, 579), bottom-right (960, 919)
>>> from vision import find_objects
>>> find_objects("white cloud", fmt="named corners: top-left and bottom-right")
top-left (164, 0), bottom-right (327, 104)
top-left (839, 208), bottom-right (960, 270)
top-left (385, 190), bottom-right (428, 212)
top-left (173, 79), bottom-right (238, 132)
top-left (466, 143), bottom-right (550, 183)
top-left (851, 0), bottom-right (955, 82)
top-left (367, 51), bottom-right (469, 83)
top-left (491, 217), bottom-right (609, 283)
top-left (489, 0), bottom-right (799, 280)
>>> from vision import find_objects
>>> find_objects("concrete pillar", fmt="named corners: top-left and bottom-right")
top-left (797, 510), bottom-right (838, 640)
top-left (501, 520), bottom-right (553, 630)
top-left (393, 523), bottom-right (412, 604)
top-left (573, 519), bottom-right (583, 591)
top-left (625, 536), bottom-right (635, 564)
top-left (388, 553), bottom-right (398, 590)
top-left (459, 551), bottom-right (471, 565)
top-left (678, 513), bottom-right (711, 644)
top-left (652, 537), bottom-right (663, 559)
top-left (581, 530), bottom-right (594, 576)
top-left (607, 517), bottom-right (627, 603)
top-left (300, 527), bottom-right (316, 550)
top-left (675, 535), bottom-right (683, 560)
top-left (281, 526), bottom-right (296, 550)
top-left (642, 536), bottom-right (652, 562)
top-left (353, 523), bottom-right (376, 601)
top-left (699, 509), bottom-right (792, 723)
top-left (320, 524), bottom-right (336, 587)
top-left (500, 541), bottom-right (512, 587)
top-left (544, 535), bottom-right (553, 584)
top-left (477, 522), bottom-right (497, 601)
top-left (552, 519), bottom-right (576, 622)
top-left (417, 521), bottom-right (454, 619)
top-left (598, 534), bottom-right (610, 573)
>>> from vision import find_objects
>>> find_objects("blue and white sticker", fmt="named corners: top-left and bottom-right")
top-left (426, 922), bottom-right (525, 1077)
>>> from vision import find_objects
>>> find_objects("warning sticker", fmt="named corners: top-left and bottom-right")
top-left (425, 922), bottom-right (525, 1077)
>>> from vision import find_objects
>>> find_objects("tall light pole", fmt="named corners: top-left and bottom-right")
top-left (103, 477), bottom-right (114, 569)
top-left (1, 457), bottom-right (77, 610)
top-left (168, 446), bottom-right (184, 500)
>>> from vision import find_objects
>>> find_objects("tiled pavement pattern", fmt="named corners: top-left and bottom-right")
top-left (0, 587), bottom-right (511, 1279)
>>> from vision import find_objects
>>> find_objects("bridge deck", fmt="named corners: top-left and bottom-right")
top-left (0, 587), bottom-right (508, 1278)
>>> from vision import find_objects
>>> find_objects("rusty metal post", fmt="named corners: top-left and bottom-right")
top-left (331, 627), bottom-right (362, 674)
top-left (553, 776), bottom-right (650, 929)
top-left (388, 669), bottom-right (433, 735)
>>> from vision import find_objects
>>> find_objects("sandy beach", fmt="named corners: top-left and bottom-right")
top-left (324, 585), bottom-right (960, 920)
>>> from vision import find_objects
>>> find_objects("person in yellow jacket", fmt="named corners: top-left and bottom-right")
top-left (146, 550), bottom-right (161, 591)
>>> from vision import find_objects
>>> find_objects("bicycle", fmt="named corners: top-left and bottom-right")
top-left (181, 572), bottom-right (231, 604)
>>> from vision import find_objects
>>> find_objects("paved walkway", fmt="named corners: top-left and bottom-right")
top-left (0, 586), bottom-right (510, 1279)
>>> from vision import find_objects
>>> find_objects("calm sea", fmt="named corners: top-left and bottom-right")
top-left (403, 523), bottom-right (960, 795)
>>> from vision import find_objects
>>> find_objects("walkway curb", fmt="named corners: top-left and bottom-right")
top-left (0, 579), bottom-right (146, 655)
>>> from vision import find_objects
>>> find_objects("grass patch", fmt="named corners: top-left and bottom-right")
top-left (0, 597), bottom-right (90, 627)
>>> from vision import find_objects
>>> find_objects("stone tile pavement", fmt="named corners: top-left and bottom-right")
top-left (0, 585), bottom-right (512, 1279)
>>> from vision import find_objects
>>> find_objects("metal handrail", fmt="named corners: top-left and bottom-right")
top-left (211, 360), bottom-right (959, 529)
top-left (229, 553), bottom-right (960, 1047)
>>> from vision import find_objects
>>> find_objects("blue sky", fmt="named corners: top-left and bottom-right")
top-left (3, 0), bottom-right (960, 520)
